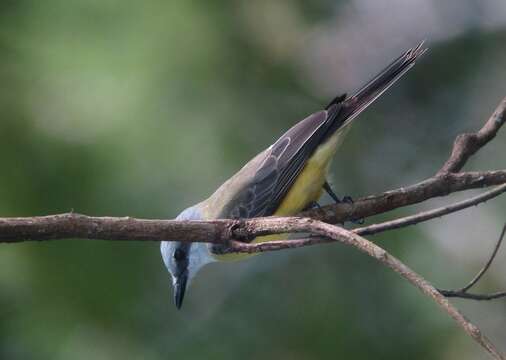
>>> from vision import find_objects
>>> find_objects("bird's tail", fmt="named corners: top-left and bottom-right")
top-left (327, 41), bottom-right (427, 130)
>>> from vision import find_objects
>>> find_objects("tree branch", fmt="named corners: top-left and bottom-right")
top-left (230, 220), bottom-right (504, 360)
top-left (354, 183), bottom-right (506, 236)
top-left (0, 170), bottom-right (504, 244)
top-left (224, 183), bottom-right (506, 254)
top-left (438, 97), bottom-right (506, 174)
top-left (301, 170), bottom-right (506, 225)
top-left (0, 213), bottom-right (237, 244)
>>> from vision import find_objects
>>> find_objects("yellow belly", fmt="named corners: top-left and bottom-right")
top-left (213, 130), bottom-right (344, 261)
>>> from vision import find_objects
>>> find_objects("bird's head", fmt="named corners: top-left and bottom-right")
top-left (160, 205), bottom-right (215, 309)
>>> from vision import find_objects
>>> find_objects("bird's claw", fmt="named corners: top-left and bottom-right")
top-left (323, 182), bottom-right (365, 224)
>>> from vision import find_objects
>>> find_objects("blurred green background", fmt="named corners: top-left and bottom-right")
top-left (1, 1), bottom-right (505, 359)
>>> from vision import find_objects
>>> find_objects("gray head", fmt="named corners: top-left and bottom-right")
top-left (160, 205), bottom-right (215, 309)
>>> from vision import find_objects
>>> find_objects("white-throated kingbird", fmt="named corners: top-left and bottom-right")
top-left (161, 43), bottom-right (426, 309)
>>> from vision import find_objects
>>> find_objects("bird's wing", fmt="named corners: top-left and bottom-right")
top-left (224, 105), bottom-right (342, 219)
top-left (220, 42), bottom-right (426, 220)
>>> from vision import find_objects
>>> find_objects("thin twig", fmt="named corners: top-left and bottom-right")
top-left (353, 184), bottom-right (506, 236)
top-left (439, 291), bottom-right (506, 301)
top-left (438, 224), bottom-right (506, 300)
top-left (461, 224), bottom-right (505, 292)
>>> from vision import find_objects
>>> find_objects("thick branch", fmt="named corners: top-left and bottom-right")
top-left (301, 170), bottom-right (506, 224)
top-left (0, 213), bottom-right (236, 244)
top-left (0, 170), bottom-right (504, 244)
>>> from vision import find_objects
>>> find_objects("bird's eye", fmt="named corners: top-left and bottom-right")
top-left (174, 248), bottom-right (185, 261)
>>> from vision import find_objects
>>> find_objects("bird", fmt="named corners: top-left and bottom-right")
top-left (161, 42), bottom-right (426, 309)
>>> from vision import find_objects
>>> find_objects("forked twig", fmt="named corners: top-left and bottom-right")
top-left (438, 98), bottom-right (506, 174)
top-left (438, 224), bottom-right (506, 300)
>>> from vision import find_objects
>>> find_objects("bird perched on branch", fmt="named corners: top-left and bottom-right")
top-left (161, 42), bottom-right (427, 309)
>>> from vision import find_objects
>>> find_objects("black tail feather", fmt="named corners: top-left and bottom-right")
top-left (325, 41), bottom-right (427, 131)
top-left (340, 41), bottom-right (427, 124)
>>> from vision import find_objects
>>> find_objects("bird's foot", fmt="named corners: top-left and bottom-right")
top-left (303, 201), bottom-right (323, 211)
top-left (339, 196), bottom-right (364, 224)
top-left (323, 182), bottom-right (364, 224)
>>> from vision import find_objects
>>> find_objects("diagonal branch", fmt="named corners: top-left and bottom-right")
top-left (228, 220), bottom-right (505, 360)
top-left (353, 183), bottom-right (506, 236)
top-left (301, 170), bottom-right (506, 224)
top-left (456, 224), bottom-right (505, 292)
top-left (225, 184), bottom-right (506, 254)
top-left (438, 97), bottom-right (506, 174)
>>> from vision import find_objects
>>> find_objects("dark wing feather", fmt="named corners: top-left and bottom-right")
top-left (227, 107), bottom-right (341, 219)
top-left (226, 42), bottom-right (426, 220)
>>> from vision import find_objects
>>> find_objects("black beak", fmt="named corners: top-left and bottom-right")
top-left (173, 273), bottom-right (188, 310)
